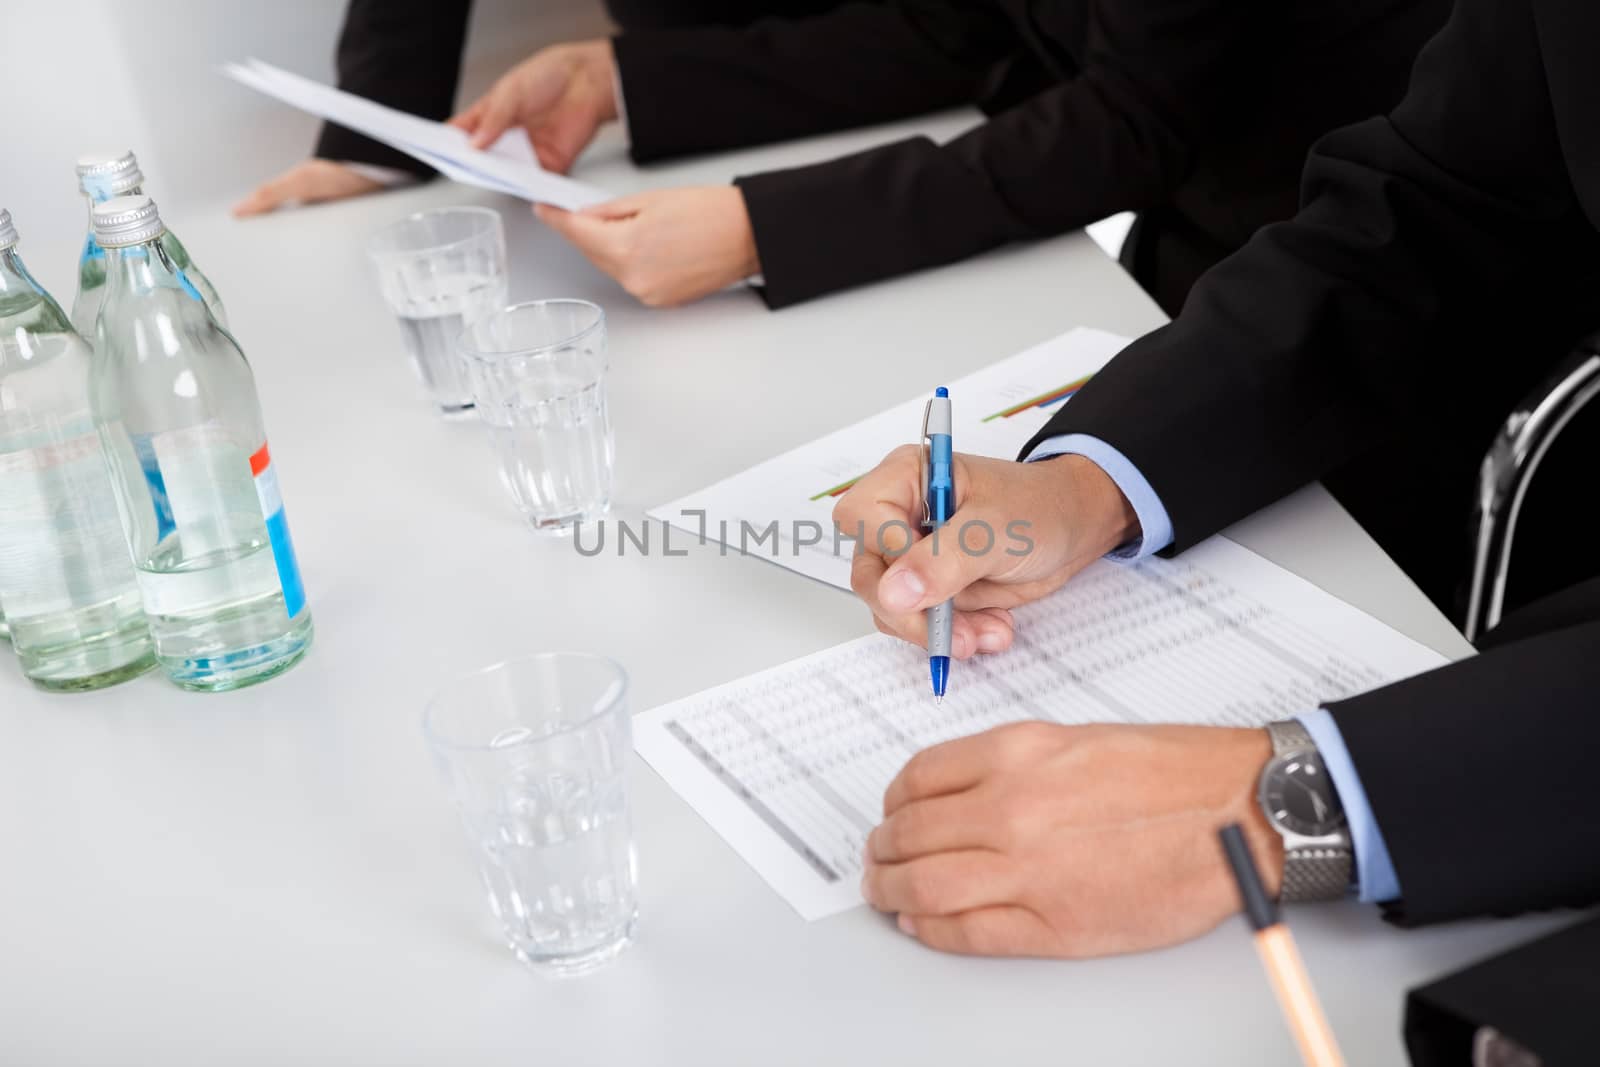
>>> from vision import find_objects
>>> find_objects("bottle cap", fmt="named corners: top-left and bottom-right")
top-left (93, 195), bottom-right (166, 248)
top-left (0, 209), bottom-right (17, 251)
top-left (76, 150), bottom-right (144, 198)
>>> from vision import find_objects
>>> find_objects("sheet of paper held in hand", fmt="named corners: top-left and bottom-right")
top-left (223, 59), bottom-right (609, 210)
top-left (636, 327), bottom-right (1451, 919)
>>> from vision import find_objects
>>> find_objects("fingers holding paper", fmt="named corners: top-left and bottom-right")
top-left (832, 448), bottom-right (1139, 658)
top-left (860, 722), bottom-right (1284, 958)
top-left (449, 41), bottom-right (618, 173)
top-left (534, 187), bottom-right (761, 308)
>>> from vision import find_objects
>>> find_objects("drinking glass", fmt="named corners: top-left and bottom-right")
top-left (458, 300), bottom-right (613, 532)
top-left (424, 653), bottom-right (637, 975)
top-left (367, 207), bottom-right (507, 415)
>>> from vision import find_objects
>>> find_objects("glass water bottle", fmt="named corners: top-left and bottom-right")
top-left (72, 150), bottom-right (227, 339)
top-left (0, 208), bottom-right (155, 689)
top-left (90, 195), bottom-right (311, 691)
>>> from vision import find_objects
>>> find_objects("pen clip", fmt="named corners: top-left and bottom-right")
top-left (919, 399), bottom-right (933, 528)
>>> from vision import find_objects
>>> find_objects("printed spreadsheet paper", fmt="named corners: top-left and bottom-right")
top-left (635, 537), bottom-right (1450, 919)
top-left (646, 327), bottom-right (1131, 590)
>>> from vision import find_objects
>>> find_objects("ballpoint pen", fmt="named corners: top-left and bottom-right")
top-left (921, 387), bottom-right (954, 703)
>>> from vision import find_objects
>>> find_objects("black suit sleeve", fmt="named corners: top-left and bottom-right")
top-left (1328, 602), bottom-right (1600, 925)
top-left (1020, 0), bottom-right (1594, 545)
top-left (613, 2), bottom-right (1022, 164)
top-left (732, 0), bottom-right (1262, 308)
top-left (1017, 0), bottom-right (1600, 924)
top-left (312, 0), bottom-right (474, 176)
top-left (618, 0), bottom-right (1264, 308)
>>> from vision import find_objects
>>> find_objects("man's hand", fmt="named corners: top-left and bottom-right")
top-left (861, 722), bottom-right (1283, 957)
top-left (534, 187), bottom-right (760, 308)
top-left (831, 448), bottom-right (1138, 660)
top-left (449, 41), bottom-right (618, 174)
top-left (232, 160), bottom-right (385, 217)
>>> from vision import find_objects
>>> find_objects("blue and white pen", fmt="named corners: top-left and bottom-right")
top-left (921, 387), bottom-right (954, 703)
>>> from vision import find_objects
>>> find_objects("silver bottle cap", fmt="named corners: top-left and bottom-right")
top-left (0, 209), bottom-right (17, 251)
top-left (93, 195), bottom-right (166, 248)
top-left (76, 150), bottom-right (144, 198)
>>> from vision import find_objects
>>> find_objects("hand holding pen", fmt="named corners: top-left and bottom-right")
top-left (831, 431), bottom-right (1140, 667)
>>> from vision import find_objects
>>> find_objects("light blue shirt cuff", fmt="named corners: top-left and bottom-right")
top-left (1294, 708), bottom-right (1402, 903)
top-left (1024, 434), bottom-right (1175, 560)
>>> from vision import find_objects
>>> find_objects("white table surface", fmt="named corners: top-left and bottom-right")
top-left (0, 113), bottom-right (1572, 1067)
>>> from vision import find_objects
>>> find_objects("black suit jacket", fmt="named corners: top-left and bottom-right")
top-left (1026, 0), bottom-right (1600, 925)
top-left (314, 0), bottom-right (474, 176)
top-left (310, 0), bottom-right (862, 174)
top-left (614, 0), bottom-right (1450, 312)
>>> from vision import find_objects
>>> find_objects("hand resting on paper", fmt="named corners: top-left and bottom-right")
top-left (837, 448), bottom-right (1283, 959)
top-left (860, 721), bottom-right (1284, 957)
top-left (831, 447), bottom-right (1138, 659)
top-left (534, 187), bottom-right (760, 308)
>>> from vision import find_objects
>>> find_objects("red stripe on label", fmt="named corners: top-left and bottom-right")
top-left (249, 443), bottom-right (272, 477)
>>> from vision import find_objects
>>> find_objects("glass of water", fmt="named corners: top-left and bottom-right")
top-left (367, 207), bottom-right (507, 415)
top-left (424, 653), bottom-right (638, 976)
top-left (458, 300), bottom-right (613, 533)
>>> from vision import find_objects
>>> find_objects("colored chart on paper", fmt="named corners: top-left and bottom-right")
top-left (808, 477), bottom-right (860, 502)
top-left (980, 374), bottom-right (1093, 421)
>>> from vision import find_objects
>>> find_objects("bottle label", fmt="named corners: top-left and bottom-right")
top-left (248, 443), bottom-right (307, 620)
top-left (0, 430), bottom-right (135, 622)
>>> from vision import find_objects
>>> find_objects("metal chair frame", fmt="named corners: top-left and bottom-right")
top-left (1464, 336), bottom-right (1600, 642)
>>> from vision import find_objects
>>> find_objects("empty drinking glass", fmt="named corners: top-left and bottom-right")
top-left (424, 653), bottom-right (638, 976)
top-left (367, 207), bottom-right (507, 415)
top-left (458, 300), bottom-right (613, 532)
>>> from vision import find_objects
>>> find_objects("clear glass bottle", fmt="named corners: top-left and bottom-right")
top-left (71, 150), bottom-right (227, 339)
top-left (90, 195), bottom-right (312, 691)
top-left (0, 208), bottom-right (156, 690)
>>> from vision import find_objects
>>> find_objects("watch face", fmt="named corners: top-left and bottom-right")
top-left (1259, 750), bottom-right (1346, 837)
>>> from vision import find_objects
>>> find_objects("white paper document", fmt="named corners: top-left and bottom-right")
top-left (635, 537), bottom-right (1449, 919)
top-left (223, 59), bottom-right (610, 210)
top-left (647, 327), bottom-right (1132, 589)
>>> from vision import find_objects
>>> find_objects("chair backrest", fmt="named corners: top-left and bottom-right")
top-left (1465, 334), bottom-right (1600, 642)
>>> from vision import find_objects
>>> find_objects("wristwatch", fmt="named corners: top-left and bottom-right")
top-left (1257, 720), bottom-right (1354, 902)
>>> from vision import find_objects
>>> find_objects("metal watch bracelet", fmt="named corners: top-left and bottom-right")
top-left (1263, 720), bottom-right (1355, 902)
